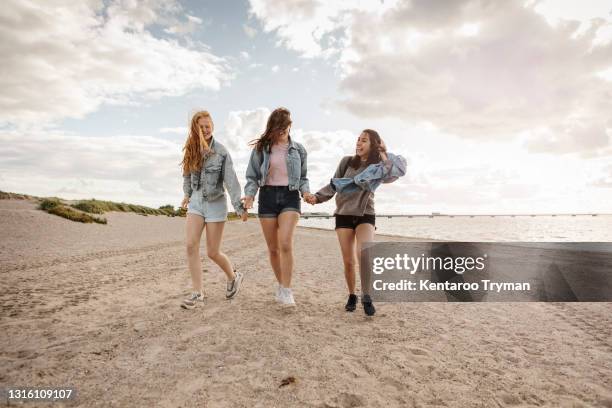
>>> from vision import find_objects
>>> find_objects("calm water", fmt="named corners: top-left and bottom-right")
top-left (298, 215), bottom-right (612, 241)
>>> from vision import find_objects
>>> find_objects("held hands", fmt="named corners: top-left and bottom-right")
top-left (239, 196), bottom-right (252, 221)
top-left (303, 192), bottom-right (317, 205)
top-left (181, 196), bottom-right (190, 210)
top-left (241, 196), bottom-right (254, 209)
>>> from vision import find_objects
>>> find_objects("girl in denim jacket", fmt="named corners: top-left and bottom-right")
top-left (243, 107), bottom-right (314, 306)
top-left (179, 110), bottom-right (247, 309)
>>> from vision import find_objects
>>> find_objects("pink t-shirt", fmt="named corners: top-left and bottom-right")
top-left (265, 142), bottom-right (289, 186)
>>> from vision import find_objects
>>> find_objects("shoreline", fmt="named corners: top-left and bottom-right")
top-left (296, 224), bottom-right (444, 242)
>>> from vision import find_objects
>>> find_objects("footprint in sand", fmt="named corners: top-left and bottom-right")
top-left (324, 392), bottom-right (365, 408)
top-left (408, 347), bottom-right (430, 356)
top-left (499, 392), bottom-right (522, 406)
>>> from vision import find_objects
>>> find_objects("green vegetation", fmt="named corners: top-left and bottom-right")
top-left (0, 191), bottom-right (32, 200)
top-left (2, 190), bottom-right (257, 224)
top-left (37, 196), bottom-right (186, 224)
top-left (39, 199), bottom-right (107, 224)
top-left (39, 198), bottom-right (61, 211)
top-left (70, 199), bottom-right (182, 216)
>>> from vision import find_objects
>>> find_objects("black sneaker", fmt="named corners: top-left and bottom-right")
top-left (345, 294), bottom-right (358, 312)
top-left (362, 294), bottom-right (376, 316)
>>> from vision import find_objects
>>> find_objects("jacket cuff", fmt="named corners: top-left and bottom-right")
top-left (233, 201), bottom-right (245, 216)
top-left (244, 186), bottom-right (258, 197)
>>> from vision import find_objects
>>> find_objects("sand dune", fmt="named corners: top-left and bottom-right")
top-left (1, 199), bottom-right (611, 407)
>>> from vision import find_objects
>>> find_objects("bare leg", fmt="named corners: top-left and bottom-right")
top-left (277, 211), bottom-right (299, 288)
top-left (355, 223), bottom-right (375, 295)
top-left (335, 228), bottom-right (357, 294)
top-left (204, 221), bottom-right (236, 281)
top-left (185, 213), bottom-right (205, 293)
top-left (259, 217), bottom-right (281, 284)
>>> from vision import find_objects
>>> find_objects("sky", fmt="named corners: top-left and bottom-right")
top-left (1, 0), bottom-right (611, 214)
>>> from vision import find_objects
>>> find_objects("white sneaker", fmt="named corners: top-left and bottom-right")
top-left (275, 284), bottom-right (284, 303)
top-left (181, 292), bottom-right (204, 309)
top-left (226, 271), bottom-right (244, 299)
top-left (281, 287), bottom-right (296, 306)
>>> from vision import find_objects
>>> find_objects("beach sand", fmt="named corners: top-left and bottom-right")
top-left (1, 199), bottom-right (611, 407)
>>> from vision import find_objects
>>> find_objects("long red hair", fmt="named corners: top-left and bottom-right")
top-left (181, 111), bottom-right (212, 175)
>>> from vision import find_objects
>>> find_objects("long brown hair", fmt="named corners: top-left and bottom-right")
top-left (349, 129), bottom-right (385, 169)
top-left (249, 107), bottom-right (292, 152)
top-left (181, 110), bottom-right (212, 175)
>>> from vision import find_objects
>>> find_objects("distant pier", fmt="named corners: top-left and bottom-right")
top-left (301, 213), bottom-right (607, 219)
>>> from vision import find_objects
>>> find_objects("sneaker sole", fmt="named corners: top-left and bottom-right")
top-left (181, 302), bottom-right (198, 310)
top-left (281, 297), bottom-right (296, 307)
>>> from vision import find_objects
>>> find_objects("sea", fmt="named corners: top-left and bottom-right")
top-left (298, 214), bottom-right (612, 242)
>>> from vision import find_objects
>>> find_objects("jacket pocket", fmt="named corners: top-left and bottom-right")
top-left (204, 159), bottom-right (222, 186)
top-left (287, 150), bottom-right (301, 180)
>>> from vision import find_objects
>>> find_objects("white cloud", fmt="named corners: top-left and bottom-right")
top-left (271, 65), bottom-right (280, 73)
top-left (0, 0), bottom-right (231, 125)
top-left (248, 0), bottom-right (612, 156)
top-left (222, 107), bottom-right (270, 152)
top-left (522, 122), bottom-right (611, 155)
top-left (247, 0), bottom-right (399, 58)
top-left (0, 128), bottom-right (184, 207)
top-left (187, 15), bottom-right (203, 24)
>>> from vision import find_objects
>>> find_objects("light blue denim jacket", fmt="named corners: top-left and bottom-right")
top-left (244, 137), bottom-right (310, 197)
top-left (331, 153), bottom-right (407, 193)
top-left (182, 137), bottom-right (245, 215)
top-left (315, 153), bottom-right (407, 216)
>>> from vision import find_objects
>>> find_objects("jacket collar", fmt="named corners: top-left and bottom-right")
top-left (288, 136), bottom-right (297, 150)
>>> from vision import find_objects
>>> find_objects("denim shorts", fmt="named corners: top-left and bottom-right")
top-left (187, 190), bottom-right (228, 222)
top-left (258, 185), bottom-right (301, 218)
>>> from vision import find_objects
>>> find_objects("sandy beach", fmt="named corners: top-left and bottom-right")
top-left (1, 199), bottom-right (611, 407)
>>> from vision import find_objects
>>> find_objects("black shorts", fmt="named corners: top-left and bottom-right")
top-left (334, 214), bottom-right (376, 230)
top-left (258, 186), bottom-right (301, 218)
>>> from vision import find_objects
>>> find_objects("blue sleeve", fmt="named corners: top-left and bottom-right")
top-left (222, 152), bottom-right (245, 215)
top-left (381, 153), bottom-right (407, 183)
top-left (244, 148), bottom-right (261, 197)
top-left (298, 144), bottom-right (310, 195)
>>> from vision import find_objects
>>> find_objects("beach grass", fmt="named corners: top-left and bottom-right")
top-left (70, 199), bottom-right (183, 217)
top-left (2, 190), bottom-right (256, 222)
top-left (39, 199), bottom-right (107, 224)
top-left (0, 191), bottom-right (33, 200)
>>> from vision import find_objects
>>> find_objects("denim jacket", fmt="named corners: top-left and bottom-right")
top-left (182, 137), bottom-right (245, 215)
top-left (244, 137), bottom-right (310, 197)
top-left (331, 153), bottom-right (407, 194)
